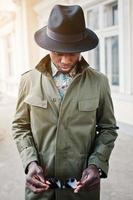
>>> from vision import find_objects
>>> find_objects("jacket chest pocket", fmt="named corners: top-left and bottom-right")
top-left (76, 98), bottom-right (99, 124)
top-left (24, 95), bottom-right (52, 123)
top-left (78, 98), bottom-right (99, 112)
top-left (24, 95), bottom-right (47, 109)
top-left (24, 95), bottom-right (59, 126)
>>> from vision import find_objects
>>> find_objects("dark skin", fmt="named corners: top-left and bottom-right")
top-left (26, 162), bottom-right (50, 193)
top-left (26, 52), bottom-right (100, 193)
top-left (26, 161), bottom-right (100, 193)
top-left (74, 164), bottom-right (100, 193)
top-left (49, 51), bottom-right (81, 73)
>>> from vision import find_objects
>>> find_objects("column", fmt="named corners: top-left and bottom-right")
top-left (119, 0), bottom-right (132, 94)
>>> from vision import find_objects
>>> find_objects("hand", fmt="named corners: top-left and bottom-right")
top-left (74, 165), bottom-right (100, 193)
top-left (26, 161), bottom-right (50, 193)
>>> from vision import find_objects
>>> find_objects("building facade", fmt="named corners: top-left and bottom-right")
top-left (0, 0), bottom-right (133, 125)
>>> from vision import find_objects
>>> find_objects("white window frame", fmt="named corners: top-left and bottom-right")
top-left (84, 0), bottom-right (119, 92)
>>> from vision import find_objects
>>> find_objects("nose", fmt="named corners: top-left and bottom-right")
top-left (61, 55), bottom-right (71, 65)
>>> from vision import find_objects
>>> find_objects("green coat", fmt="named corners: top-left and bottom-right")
top-left (12, 55), bottom-right (118, 200)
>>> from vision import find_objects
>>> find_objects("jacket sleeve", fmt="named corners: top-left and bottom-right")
top-left (88, 75), bottom-right (118, 178)
top-left (12, 74), bottom-right (39, 173)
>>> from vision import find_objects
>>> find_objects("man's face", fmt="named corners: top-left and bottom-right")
top-left (50, 52), bottom-right (81, 73)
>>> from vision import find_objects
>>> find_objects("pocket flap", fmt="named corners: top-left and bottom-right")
top-left (78, 98), bottom-right (98, 111)
top-left (24, 95), bottom-right (47, 108)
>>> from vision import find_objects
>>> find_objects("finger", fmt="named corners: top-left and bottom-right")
top-left (36, 176), bottom-right (51, 187)
top-left (74, 176), bottom-right (98, 192)
top-left (81, 170), bottom-right (89, 179)
top-left (81, 172), bottom-right (99, 185)
top-left (74, 185), bottom-right (83, 193)
top-left (80, 170), bottom-right (90, 184)
top-left (80, 178), bottom-right (100, 192)
top-left (80, 175), bottom-right (91, 185)
top-left (45, 180), bottom-right (51, 185)
top-left (74, 180), bottom-right (100, 193)
top-left (27, 176), bottom-right (49, 189)
top-left (33, 177), bottom-right (50, 188)
top-left (73, 181), bottom-right (83, 193)
top-left (35, 174), bottom-right (45, 183)
top-left (28, 169), bottom-right (37, 178)
top-left (26, 182), bottom-right (46, 193)
top-left (75, 181), bottom-right (82, 187)
top-left (36, 168), bottom-right (45, 183)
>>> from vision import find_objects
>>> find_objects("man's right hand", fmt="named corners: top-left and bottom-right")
top-left (26, 161), bottom-right (50, 193)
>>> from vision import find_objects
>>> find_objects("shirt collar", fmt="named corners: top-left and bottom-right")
top-left (51, 61), bottom-right (77, 78)
top-left (51, 61), bottom-right (58, 77)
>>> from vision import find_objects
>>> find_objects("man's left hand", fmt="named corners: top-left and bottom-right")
top-left (74, 165), bottom-right (100, 193)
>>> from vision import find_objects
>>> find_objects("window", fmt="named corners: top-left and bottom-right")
top-left (104, 1), bottom-right (118, 27)
top-left (90, 45), bottom-right (100, 71)
top-left (105, 36), bottom-right (119, 86)
top-left (87, 7), bottom-right (100, 70)
top-left (86, 0), bottom-right (119, 88)
top-left (5, 34), bottom-right (15, 77)
top-left (87, 7), bottom-right (99, 30)
top-left (112, 3), bottom-right (118, 25)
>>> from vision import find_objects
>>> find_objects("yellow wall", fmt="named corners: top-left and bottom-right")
top-left (24, 0), bottom-right (40, 68)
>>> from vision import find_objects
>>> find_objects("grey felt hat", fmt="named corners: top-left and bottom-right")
top-left (34, 4), bottom-right (99, 53)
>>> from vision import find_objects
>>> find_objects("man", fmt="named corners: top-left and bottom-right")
top-left (12, 4), bottom-right (118, 200)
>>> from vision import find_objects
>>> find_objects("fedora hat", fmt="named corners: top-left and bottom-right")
top-left (34, 4), bottom-right (99, 53)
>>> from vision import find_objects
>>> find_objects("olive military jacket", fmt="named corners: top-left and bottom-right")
top-left (12, 55), bottom-right (118, 200)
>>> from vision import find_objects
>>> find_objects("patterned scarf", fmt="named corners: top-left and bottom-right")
top-left (51, 62), bottom-right (76, 100)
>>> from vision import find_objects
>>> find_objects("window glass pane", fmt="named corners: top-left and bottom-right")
top-left (88, 44), bottom-right (100, 71)
top-left (112, 4), bottom-right (118, 25)
top-left (105, 36), bottom-right (119, 86)
top-left (104, 1), bottom-right (118, 27)
top-left (6, 34), bottom-right (14, 76)
top-left (87, 8), bottom-right (99, 30)
top-left (93, 45), bottom-right (100, 71)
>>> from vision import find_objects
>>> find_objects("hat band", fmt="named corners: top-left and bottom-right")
top-left (47, 28), bottom-right (88, 43)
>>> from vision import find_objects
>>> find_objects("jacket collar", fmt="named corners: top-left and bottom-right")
top-left (35, 54), bottom-right (89, 75)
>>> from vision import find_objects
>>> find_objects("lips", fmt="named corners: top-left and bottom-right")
top-left (61, 65), bottom-right (72, 68)
top-left (58, 63), bottom-right (74, 72)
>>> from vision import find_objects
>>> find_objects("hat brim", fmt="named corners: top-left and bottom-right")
top-left (34, 26), bottom-right (99, 53)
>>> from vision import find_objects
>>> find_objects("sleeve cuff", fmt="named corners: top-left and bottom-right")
top-left (88, 156), bottom-right (108, 178)
top-left (20, 146), bottom-right (39, 173)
